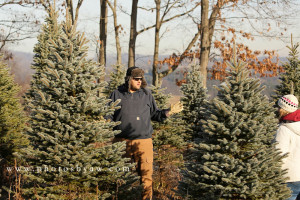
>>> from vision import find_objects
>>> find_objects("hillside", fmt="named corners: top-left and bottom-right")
top-left (7, 51), bottom-right (281, 101)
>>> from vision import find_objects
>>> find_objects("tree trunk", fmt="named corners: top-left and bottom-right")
top-left (107, 0), bottom-right (122, 65)
top-left (99, 0), bottom-right (108, 66)
top-left (66, 0), bottom-right (74, 24)
top-left (113, 0), bottom-right (122, 65)
top-left (66, 0), bottom-right (84, 25)
top-left (128, 0), bottom-right (138, 68)
top-left (152, 0), bottom-right (161, 87)
top-left (199, 0), bottom-right (209, 88)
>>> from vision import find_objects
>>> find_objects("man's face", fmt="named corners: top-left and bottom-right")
top-left (129, 77), bottom-right (142, 92)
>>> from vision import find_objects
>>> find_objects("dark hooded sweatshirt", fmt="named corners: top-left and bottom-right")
top-left (108, 85), bottom-right (168, 139)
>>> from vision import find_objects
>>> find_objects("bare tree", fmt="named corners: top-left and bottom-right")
top-left (40, 0), bottom-right (84, 24)
top-left (0, 0), bottom-right (39, 8)
top-left (198, 0), bottom-right (298, 87)
top-left (199, 0), bottom-right (209, 87)
top-left (0, 0), bottom-right (85, 53)
top-left (0, 1), bottom-right (43, 52)
top-left (152, 0), bottom-right (199, 86)
top-left (98, 0), bottom-right (108, 66)
top-left (126, 0), bottom-right (199, 75)
top-left (128, 0), bottom-right (138, 68)
top-left (66, 0), bottom-right (84, 25)
top-left (158, 27), bottom-right (201, 84)
top-left (159, 0), bottom-right (298, 87)
top-left (107, 0), bottom-right (122, 66)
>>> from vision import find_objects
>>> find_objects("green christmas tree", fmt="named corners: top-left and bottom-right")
top-left (104, 64), bottom-right (125, 97)
top-left (149, 85), bottom-right (170, 109)
top-left (149, 84), bottom-right (170, 134)
top-left (20, 7), bottom-right (138, 199)
top-left (149, 85), bottom-right (185, 148)
top-left (274, 36), bottom-right (300, 100)
top-left (0, 55), bottom-right (28, 194)
top-left (149, 85), bottom-right (185, 199)
top-left (180, 53), bottom-right (291, 199)
top-left (180, 63), bottom-right (208, 141)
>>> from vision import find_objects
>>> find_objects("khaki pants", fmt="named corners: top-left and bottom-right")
top-left (113, 137), bottom-right (153, 200)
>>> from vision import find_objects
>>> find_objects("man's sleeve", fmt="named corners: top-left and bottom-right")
top-left (149, 94), bottom-right (169, 122)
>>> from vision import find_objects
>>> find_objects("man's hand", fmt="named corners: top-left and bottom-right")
top-left (168, 101), bottom-right (183, 116)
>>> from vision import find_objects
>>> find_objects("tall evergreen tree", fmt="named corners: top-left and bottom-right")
top-left (0, 55), bottom-right (28, 193)
top-left (180, 63), bottom-right (208, 141)
top-left (274, 36), bottom-right (300, 100)
top-left (20, 6), bottom-right (138, 199)
top-left (104, 64), bottom-right (125, 97)
top-left (180, 53), bottom-right (291, 199)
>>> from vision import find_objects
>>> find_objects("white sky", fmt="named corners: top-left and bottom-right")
top-left (3, 0), bottom-right (300, 58)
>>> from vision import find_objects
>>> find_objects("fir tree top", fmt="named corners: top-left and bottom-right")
top-left (180, 63), bottom-right (208, 141)
top-left (273, 35), bottom-right (300, 101)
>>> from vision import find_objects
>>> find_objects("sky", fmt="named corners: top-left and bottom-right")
top-left (2, 0), bottom-right (300, 59)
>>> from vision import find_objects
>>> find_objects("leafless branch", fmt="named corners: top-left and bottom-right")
top-left (74, 0), bottom-right (84, 24)
top-left (160, 26), bottom-right (201, 78)
top-left (137, 2), bottom-right (199, 35)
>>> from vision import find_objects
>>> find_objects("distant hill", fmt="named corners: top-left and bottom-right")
top-left (8, 51), bottom-right (282, 100)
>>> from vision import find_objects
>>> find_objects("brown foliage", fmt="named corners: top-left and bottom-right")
top-left (160, 27), bottom-right (284, 84)
top-left (158, 51), bottom-right (200, 69)
top-left (1, 159), bottom-right (25, 200)
top-left (211, 35), bottom-right (283, 81)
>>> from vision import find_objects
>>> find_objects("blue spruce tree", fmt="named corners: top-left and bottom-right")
top-left (180, 63), bottom-right (208, 141)
top-left (181, 52), bottom-right (291, 199)
top-left (104, 64), bottom-right (125, 97)
top-left (20, 6), bottom-right (138, 199)
top-left (274, 36), bottom-right (300, 100)
top-left (150, 85), bottom-right (185, 148)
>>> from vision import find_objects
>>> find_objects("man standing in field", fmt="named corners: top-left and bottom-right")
top-left (108, 66), bottom-right (183, 200)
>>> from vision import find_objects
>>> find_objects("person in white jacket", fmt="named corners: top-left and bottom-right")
top-left (275, 94), bottom-right (300, 200)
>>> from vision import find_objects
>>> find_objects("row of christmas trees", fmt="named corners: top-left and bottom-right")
top-left (1, 4), bottom-right (300, 200)
top-left (0, 6), bottom-right (141, 199)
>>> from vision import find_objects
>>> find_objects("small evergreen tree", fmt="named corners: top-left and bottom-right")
top-left (180, 63), bottom-right (208, 141)
top-left (0, 55), bottom-right (28, 193)
top-left (150, 85), bottom-right (185, 148)
top-left (149, 85), bottom-right (170, 133)
top-left (273, 36), bottom-right (300, 100)
top-left (20, 7), bottom-right (138, 199)
top-left (181, 53), bottom-right (291, 199)
top-left (104, 64), bottom-right (126, 97)
top-left (149, 85), bottom-right (170, 109)
top-left (149, 85), bottom-right (185, 199)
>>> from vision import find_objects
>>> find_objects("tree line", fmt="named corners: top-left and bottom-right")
top-left (1, 0), bottom-right (299, 88)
